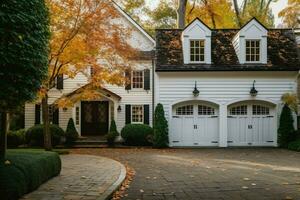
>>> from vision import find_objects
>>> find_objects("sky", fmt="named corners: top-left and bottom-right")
top-left (145, 0), bottom-right (288, 27)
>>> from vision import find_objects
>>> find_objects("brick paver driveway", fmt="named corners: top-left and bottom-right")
top-left (72, 148), bottom-right (300, 200)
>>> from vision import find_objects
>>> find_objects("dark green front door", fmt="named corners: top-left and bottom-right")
top-left (81, 101), bottom-right (109, 136)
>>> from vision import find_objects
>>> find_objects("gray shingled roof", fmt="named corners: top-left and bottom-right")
top-left (155, 29), bottom-right (300, 71)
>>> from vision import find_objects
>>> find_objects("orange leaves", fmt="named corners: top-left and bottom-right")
top-left (42, 0), bottom-right (137, 104)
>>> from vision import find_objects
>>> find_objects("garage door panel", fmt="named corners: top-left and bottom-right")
top-left (194, 117), bottom-right (218, 146)
top-left (182, 116), bottom-right (195, 146)
top-left (170, 117), bottom-right (183, 145)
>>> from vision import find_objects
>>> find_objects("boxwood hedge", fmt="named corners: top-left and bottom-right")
top-left (0, 150), bottom-right (61, 200)
top-left (121, 124), bottom-right (153, 146)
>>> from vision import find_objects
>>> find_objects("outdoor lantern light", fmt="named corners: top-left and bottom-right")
top-left (117, 105), bottom-right (122, 112)
top-left (250, 80), bottom-right (258, 97)
top-left (193, 81), bottom-right (200, 97)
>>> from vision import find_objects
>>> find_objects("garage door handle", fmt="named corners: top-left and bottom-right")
top-left (194, 125), bottom-right (197, 129)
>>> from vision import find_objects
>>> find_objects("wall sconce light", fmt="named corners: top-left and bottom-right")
top-left (250, 80), bottom-right (258, 97)
top-left (117, 105), bottom-right (122, 112)
top-left (63, 107), bottom-right (68, 112)
top-left (193, 81), bottom-right (200, 97)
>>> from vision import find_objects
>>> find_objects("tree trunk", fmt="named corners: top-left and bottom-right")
top-left (42, 95), bottom-right (52, 151)
top-left (233, 0), bottom-right (242, 27)
top-left (0, 112), bottom-right (9, 162)
top-left (177, 0), bottom-right (188, 29)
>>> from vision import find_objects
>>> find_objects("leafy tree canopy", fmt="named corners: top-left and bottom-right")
top-left (0, 0), bottom-right (49, 111)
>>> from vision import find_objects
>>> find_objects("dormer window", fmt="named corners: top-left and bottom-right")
top-left (190, 40), bottom-right (205, 62)
top-left (246, 40), bottom-right (260, 62)
top-left (182, 18), bottom-right (212, 64)
top-left (232, 18), bottom-right (267, 64)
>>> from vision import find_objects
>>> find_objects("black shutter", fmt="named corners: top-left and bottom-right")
top-left (144, 69), bottom-right (150, 90)
top-left (144, 105), bottom-right (149, 125)
top-left (125, 70), bottom-right (131, 90)
top-left (53, 108), bottom-right (59, 125)
top-left (35, 104), bottom-right (41, 124)
top-left (125, 105), bottom-right (131, 124)
top-left (56, 74), bottom-right (64, 90)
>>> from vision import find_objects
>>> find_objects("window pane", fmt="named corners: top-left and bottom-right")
top-left (190, 40), bottom-right (205, 62)
top-left (132, 71), bottom-right (143, 89)
top-left (132, 105), bottom-right (143, 123)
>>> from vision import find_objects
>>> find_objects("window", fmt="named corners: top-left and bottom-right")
top-left (176, 105), bottom-right (194, 115)
top-left (132, 105), bottom-right (143, 123)
top-left (132, 70), bottom-right (144, 89)
top-left (230, 105), bottom-right (247, 115)
top-left (253, 105), bottom-right (269, 115)
top-left (190, 40), bottom-right (205, 62)
top-left (246, 40), bottom-right (260, 62)
top-left (75, 107), bottom-right (80, 125)
top-left (198, 105), bottom-right (215, 115)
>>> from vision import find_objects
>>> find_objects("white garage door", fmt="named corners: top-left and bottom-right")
top-left (171, 103), bottom-right (219, 146)
top-left (228, 103), bottom-right (275, 146)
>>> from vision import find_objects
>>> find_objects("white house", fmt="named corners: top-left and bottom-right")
top-left (155, 18), bottom-right (300, 147)
top-left (24, 7), bottom-right (300, 147)
top-left (24, 3), bottom-right (155, 136)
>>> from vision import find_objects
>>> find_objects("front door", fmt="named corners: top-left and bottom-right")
top-left (81, 101), bottom-right (109, 136)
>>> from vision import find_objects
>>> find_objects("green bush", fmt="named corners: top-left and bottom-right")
top-left (288, 139), bottom-right (300, 151)
top-left (65, 118), bottom-right (79, 145)
top-left (121, 124), bottom-right (153, 146)
top-left (25, 124), bottom-right (65, 147)
top-left (7, 129), bottom-right (26, 148)
top-left (153, 104), bottom-right (169, 148)
top-left (105, 120), bottom-right (119, 146)
top-left (0, 150), bottom-right (61, 200)
top-left (278, 104), bottom-right (296, 148)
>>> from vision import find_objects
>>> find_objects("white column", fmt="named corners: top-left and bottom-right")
top-left (219, 104), bottom-right (228, 147)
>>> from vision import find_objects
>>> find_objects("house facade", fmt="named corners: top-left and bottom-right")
top-left (25, 7), bottom-right (300, 147)
top-left (155, 18), bottom-right (300, 147)
top-left (24, 4), bottom-right (155, 136)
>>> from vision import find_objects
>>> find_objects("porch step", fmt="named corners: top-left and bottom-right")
top-left (74, 140), bottom-right (107, 145)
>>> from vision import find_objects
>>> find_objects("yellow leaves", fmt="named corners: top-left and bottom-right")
top-left (281, 93), bottom-right (298, 113)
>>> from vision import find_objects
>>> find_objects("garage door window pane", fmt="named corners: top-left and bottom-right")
top-left (253, 105), bottom-right (269, 115)
top-left (198, 105), bottom-right (215, 115)
top-left (230, 105), bottom-right (247, 115)
top-left (176, 105), bottom-right (193, 115)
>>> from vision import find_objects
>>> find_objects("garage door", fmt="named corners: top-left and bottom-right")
top-left (227, 103), bottom-right (275, 146)
top-left (170, 103), bottom-right (219, 146)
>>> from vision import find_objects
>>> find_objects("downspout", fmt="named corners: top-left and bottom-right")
top-left (152, 50), bottom-right (155, 127)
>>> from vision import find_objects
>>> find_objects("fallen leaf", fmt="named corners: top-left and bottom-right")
top-left (140, 189), bottom-right (144, 193)
top-left (243, 178), bottom-right (250, 181)
top-left (242, 186), bottom-right (249, 189)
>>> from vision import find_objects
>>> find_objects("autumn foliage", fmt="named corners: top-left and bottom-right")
top-left (41, 0), bottom-right (136, 150)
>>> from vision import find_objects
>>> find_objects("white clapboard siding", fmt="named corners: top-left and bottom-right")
top-left (157, 71), bottom-right (297, 120)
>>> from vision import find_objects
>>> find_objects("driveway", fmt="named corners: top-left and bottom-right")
top-left (71, 148), bottom-right (300, 200)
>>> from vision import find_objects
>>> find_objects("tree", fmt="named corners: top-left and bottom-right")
top-left (177, 0), bottom-right (188, 28)
top-left (278, 104), bottom-right (296, 148)
top-left (42, 0), bottom-right (135, 150)
top-left (233, 0), bottom-right (275, 28)
top-left (0, 0), bottom-right (49, 161)
top-left (153, 104), bottom-right (169, 148)
top-left (278, 0), bottom-right (300, 28)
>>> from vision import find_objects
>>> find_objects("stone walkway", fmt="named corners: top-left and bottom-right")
top-left (71, 148), bottom-right (300, 200)
top-left (21, 154), bottom-right (126, 200)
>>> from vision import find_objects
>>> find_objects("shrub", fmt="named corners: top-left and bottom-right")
top-left (105, 120), bottom-right (119, 146)
top-left (25, 124), bottom-right (65, 147)
top-left (278, 104), bottom-right (296, 148)
top-left (153, 104), bottom-right (169, 148)
top-left (121, 124), bottom-right (153, 146)
top-left (0, 150), bottom-right (61, 200)
top-left (65, 118), bottom-right (79, 145)
top-left (288, 139), bottom-right (300, 152)
top-left (7, 129), bottom-right (26, 148)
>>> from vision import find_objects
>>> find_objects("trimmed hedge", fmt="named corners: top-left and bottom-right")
top-left (65, 118), bottom-right (79, 145)
top-left (106, 120), bottom-right (119, 146)
top-left (288, 139), bottom-right (300, 152)
top-left (0, 150), bottom-right (61, 200)
top-left (7, 129), bottom-right (25, 148)
top-left (121, 124), bottom-right (153, 146)
top-left (25, 124), bottom-right (65, 147)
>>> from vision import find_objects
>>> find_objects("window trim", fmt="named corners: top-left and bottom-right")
top-left (131, 70), bottom-right (144, 90)
top-left (245, 39), bottom-right (261, 63)
top-left (175, 105), bottom-right (194, 116)
top-left (189, 39), bottom-right (205, 63)
top-left (131, 105), bottom-right (144, 124)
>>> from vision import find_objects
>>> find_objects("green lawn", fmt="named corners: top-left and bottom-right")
top-left (0, 149), bottom-right (61, 200)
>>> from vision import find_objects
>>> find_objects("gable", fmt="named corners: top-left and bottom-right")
top-left (113, 2), bottom-right (155, 51)
top-left (239, 19), bottom-right (268, 38)
top-left (183, 18), bottom-right (211, 38)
